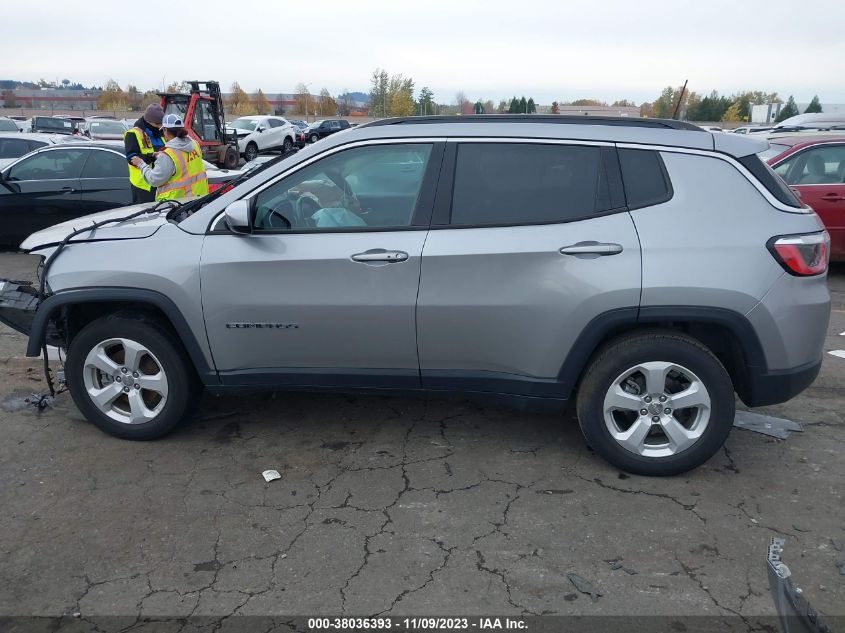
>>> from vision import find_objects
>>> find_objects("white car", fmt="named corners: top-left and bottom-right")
top-left (226, 115), bottom-right (296, 162)
top-left (0, 132), bottom-right (69, 170)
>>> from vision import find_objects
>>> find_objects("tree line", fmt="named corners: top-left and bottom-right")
top-left (647, 86), bottom-right (825, 122)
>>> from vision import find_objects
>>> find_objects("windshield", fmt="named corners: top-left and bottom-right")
top-left (310, 120), bottom-right (325, 128)
top-left (0, 119), bottom-right (18, 132)
top-left (89, 121), bottom-right (126, 134)
top-left (230, 119), bottom-right (258, 131)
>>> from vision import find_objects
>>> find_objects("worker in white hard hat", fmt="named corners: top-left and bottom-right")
top-left (129, 113), bottom-right (209, 201)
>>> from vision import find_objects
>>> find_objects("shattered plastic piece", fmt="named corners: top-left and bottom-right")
top-left (734, 411), bottom-right (803, 439)
top-left (262, 470), bottom-right (281, 482)
top-left (836, 561), bottom-right (845, 576)
top-left (831, 539), bottom-right (843, 552)
top-left (767, 538), bottom-right (829, 633)
top-left (792, 524), bottom-right (811, 533)
top-left (567, 572), bottom-right (602, 603)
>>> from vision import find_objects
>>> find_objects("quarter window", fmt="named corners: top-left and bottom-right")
top-left (450, 143), bottom-right (613, 226)
top-left (252, 144), bottom-right (433, 231)
top-left (618, 149), bottom-right (673, 209)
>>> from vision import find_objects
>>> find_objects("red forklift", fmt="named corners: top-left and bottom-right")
top-left (158, 80), bottom-right (240, 169)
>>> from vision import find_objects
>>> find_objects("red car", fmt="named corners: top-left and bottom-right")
top-left (766, 136), bottom-right (845, 261)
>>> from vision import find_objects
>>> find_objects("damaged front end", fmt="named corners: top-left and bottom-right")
top-left (768, 538), bottom-right (831, 633)
top-left (0, 278), bottom-right (64, 348)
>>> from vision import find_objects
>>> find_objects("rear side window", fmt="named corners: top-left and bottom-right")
top-left (738, 154), bottom-right (802, 208)
top-left (618, 149), bottom-right (672, 209)
top-left (450, 143), bottom-right (614, 226)
top-left (0, 138), bottom-right (31, 158)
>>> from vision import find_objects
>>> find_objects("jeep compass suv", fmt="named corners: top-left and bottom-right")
top-left (0, 115), bottom-right (831, 475)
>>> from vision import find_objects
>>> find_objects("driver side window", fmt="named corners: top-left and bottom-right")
top-left (252, 143), bottom-right (433, 231)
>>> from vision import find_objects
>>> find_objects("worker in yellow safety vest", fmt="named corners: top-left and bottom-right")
top-left (124, 104), bottom-right (165, 203)
top-left (129, 113), bottom-right (209, 201)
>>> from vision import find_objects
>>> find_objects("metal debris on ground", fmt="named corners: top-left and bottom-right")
top-left (1, 393), bottom-right (55, 413)
top-left (262, 470), bottom-right (282, 483)
top-left (605, 557), bottom-right (639, 575)
top-left (836, 561), bottom-right (845, 576)
top-left (831, 539), bottom-right (843, 552)
top-left (567, 572), bottom-right (602, 602)
top-left (767, 538), bottom-right (829, 633)
top-left (733, 411), bottom-right (803, 439)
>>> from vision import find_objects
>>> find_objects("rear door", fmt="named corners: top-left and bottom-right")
top-left (79, 148), bottom-right (134, 213)
top-left (773, 143), bottom-right (845, 260)
top-left (0, 147), bottom-right (85, 244)
top-left (416, 140), bottom-right (641, 397)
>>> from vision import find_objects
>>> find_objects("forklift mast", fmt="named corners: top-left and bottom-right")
top-left (157, 80), bottom-right (239, 169)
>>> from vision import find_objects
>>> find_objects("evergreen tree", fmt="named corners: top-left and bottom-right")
top-left (519, 96), bottom-right (527, 113)
top-left (775, 96), bottom-right (799, 123)
top-left (804, 95), bottom-right (822, 113)
top-left (527, 97), bottom-right (536, 114)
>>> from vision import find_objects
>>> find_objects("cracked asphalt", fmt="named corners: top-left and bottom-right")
top-left (0, 252), bottom-right (844, 627)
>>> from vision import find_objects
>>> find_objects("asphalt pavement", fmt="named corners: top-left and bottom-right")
top-left (0, 252), bottom-right (843, 629)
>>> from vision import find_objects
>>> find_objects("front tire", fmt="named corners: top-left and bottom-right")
top-left (244, 142), bottom-right (259, 162)
top-left (282, 137), bottom-right (293, 153)
top-left (576, 332), bottom-right (734, 476)
top-left (66, 315), bottom-right (199, 440)
top-left (310, 133), bottom-right (319, 143)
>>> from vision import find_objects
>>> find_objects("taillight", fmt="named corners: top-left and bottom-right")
top-left (768, 231), bottom-right (830, 276)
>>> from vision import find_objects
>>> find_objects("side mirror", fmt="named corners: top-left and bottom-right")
top-left (256, 126), bottom-right (264, 133)
top-left (224, 200), bottom-right (252, 235)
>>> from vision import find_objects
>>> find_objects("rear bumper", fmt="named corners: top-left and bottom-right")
top-left (742, 359), bottom-right (822, 407)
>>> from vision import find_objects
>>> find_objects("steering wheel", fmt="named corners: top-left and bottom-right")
top-left (295, 194), bottom-right (321, 221)
top-left (265, 206), bottom-right (292, 229)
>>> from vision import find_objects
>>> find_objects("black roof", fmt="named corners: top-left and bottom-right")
top-left (361, 115), bottom-right (702, 131)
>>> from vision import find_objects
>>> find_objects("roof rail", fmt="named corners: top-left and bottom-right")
top-left (360, 114), bottom-right (703, 131)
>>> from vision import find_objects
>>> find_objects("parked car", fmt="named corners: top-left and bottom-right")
top-left (226, 116), bottom-right (296, 162)
top-left (0, 115), bottom-right (831, 476)
top-left (0, 117), bottom-right (19, 132)
top-left (0, 141), bottom-right (238, 245)
top-left (303, 118), bottom-right (351, 143)
top-left (83, 119), bottom-right (129, 141)
top-left (0, 142), bottom-right (136, 245)
top-left (0, 132), bottom-right (67, 170)
top-left (9, 116), bottom-right (32, 133)
top-left (30, 116), bottom-right (76, 135)
top-left (203, 160), bottom-right (245, 193)
top-left (767, 136), bottom-right (845, 261)
top-left (289, 119), bottom-right (308, 131)
top-left (730, 126), bottom-right (772, 135)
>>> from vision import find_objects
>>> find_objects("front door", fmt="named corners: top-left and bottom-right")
top-left (774, 143), bottom-right (845, 260)
top-left (0, 147), bottom-right (86, 244)
top-left (200, 141), bottom-right (443, 387)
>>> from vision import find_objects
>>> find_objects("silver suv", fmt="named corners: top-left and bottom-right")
top-left (0, 115), bottom-right (831, 475)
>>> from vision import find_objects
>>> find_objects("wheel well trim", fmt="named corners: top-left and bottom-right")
top-left (556, 305), bottom-right (768, 397)
top-left (27, 287), bottom-right (217, 382)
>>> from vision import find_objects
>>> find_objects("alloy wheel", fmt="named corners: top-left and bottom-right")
top-left (602, 361), bottom-right (711, 458)
top-left (82, 338), bottom-right (169, 425)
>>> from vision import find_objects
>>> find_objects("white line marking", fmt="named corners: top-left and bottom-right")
top-left (829, 350), bottom-right (845, 359)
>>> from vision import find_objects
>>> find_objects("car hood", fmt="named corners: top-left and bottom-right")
top-left (20, 203), bottom-right (171, 251)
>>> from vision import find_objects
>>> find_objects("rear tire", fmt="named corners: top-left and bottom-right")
top-left (66, 315), bottom-right (200, 440)
top-left (576, 332), bottom-right (734, 476)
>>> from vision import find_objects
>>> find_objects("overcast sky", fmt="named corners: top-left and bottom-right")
top-left (6, 0), bottom-right (844, 105)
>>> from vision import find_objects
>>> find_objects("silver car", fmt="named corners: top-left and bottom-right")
top-left (0, 115), bottom-right (831, 475)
